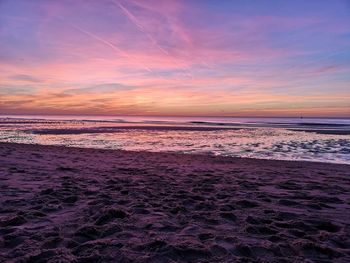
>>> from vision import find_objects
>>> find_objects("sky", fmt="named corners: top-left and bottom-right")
top-left (0, 0), bottom-right (350, 117)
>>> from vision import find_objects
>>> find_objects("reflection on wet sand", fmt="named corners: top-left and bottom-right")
top-left (0, 117), bottom-right (349, 164)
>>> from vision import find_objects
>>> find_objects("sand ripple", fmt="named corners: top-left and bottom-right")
top-left (0, 143), bottom-right (349, 262)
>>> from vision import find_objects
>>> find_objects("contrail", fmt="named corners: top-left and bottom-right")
top-left (56, 16), bottom-right (152, 72)
top-left (114, 1), bottom-right (193, 78)
top-left (73, 25), bottom-right (123, 54)
top-left (116, 2), bottom-right (170, 56)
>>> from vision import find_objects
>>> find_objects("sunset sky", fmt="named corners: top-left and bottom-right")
top-left (0, 0), bottom-right (349, 117)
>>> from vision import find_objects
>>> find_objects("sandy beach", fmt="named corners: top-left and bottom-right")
top-left (0, 142), bottom-right (349, 262)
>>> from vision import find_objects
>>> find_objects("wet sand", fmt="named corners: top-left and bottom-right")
top-left (28, 125), bottom-right (350, 136)
top-left (0, 142), bottom-right (349, 262)
top-left (29, 126), bottom-right (242, 135)
top-left (290, 129), bottom-right (350, 135)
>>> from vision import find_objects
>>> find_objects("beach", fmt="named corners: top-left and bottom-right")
top-left (1, 117), bottom-right (350, 165)
top-left (2, 0), bottom-right (350, 261)
top-left (0, 142), bottom-right (349, 262)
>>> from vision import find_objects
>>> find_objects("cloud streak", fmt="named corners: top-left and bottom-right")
top-left (115, 1), bottom-right (193, 77)
top-left (57, 17), bottom-right (153, 73)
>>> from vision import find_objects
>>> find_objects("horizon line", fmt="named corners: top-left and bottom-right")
top-left (1, 113), bottom-right (349, 119)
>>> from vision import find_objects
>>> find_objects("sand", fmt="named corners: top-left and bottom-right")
top-left (29, 126), bottom-right (242, 135)
top-left (0, 142), bottom-right (349, 262)
top-left (290, 129), bottom-right (350, 135)
top-left (28, 125), bottom-right (350, 136)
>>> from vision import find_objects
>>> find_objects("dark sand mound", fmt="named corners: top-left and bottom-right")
top-left (29, 125), bottom-right (241, 135)
top-left (0, 142), bottom-right (349, 262)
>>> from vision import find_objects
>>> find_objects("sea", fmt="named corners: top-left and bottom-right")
top-left (0, 115), bottom-right (349, 164)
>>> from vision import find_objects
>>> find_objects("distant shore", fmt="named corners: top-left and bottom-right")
top-left (27, 125), bottom-right (350, 135)
top-left (0, 142), bottom-right (349, 262)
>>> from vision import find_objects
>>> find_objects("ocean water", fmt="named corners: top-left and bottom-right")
top-left (0, 115), bottom-right (349, 164)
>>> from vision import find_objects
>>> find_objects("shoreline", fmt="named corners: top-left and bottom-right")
top-left (24, 125), bottom-right (350, 136)
top-left (0, 142), bottom-right (349, 262)
top-left (1, 142), bottom-right (350, 166)
top-left (29, 125), bottom-right (243, 135)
